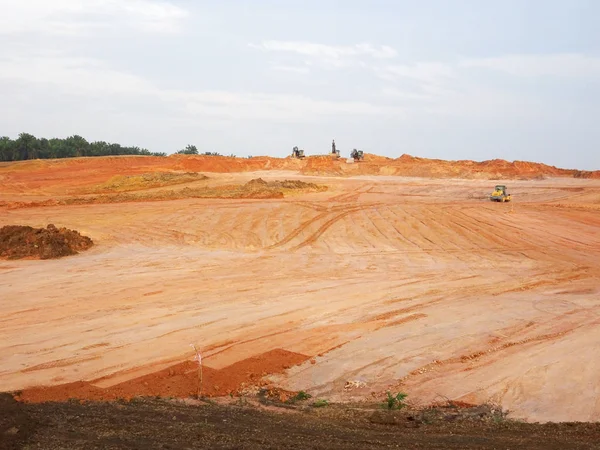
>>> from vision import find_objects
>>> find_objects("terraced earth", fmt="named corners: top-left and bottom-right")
top-left (1, 157), bottom-right (599, 424)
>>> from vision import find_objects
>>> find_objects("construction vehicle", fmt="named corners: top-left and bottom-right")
top-left (490, 185), bottom-right (511, 202)
top-left (350, 149), bottom-right (364, 162)
top-left (331, 140), bottom-right (341, 159)
top-left (291, 146), bottom-right (305, 159)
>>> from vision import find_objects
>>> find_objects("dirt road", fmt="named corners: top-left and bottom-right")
top-left (1, 159), bottom-right (599, 423)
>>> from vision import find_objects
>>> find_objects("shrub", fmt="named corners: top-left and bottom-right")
top-left (384, 391), bottom-right (408, 410)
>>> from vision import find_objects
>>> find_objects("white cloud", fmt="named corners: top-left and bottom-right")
top-left (381, 87), bottom-right (435, 102)
top-left (250, 40), bottom-right (397, 62)
top-left (0, 54), bottom-right (403, 122)
top-left (270, 64), bottom-right (311, 74)
top-left (376, 62), bottom-right (456, 85)
top-left (461, 53), bottom-right (600, 78)
top-left (0, 0), bottom-right (188, 35)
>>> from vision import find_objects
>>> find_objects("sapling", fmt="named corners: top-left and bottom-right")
top-left (190, 343), bottom-right (203, 398)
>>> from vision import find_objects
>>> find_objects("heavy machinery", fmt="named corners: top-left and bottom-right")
top-left (331, 140), bottom-right (341, 159)
top-left (490, 185), bottom-right (511, 202)
top-left (291, 146), bottom-right (305, 159)
top-left (350, 149), bottom-right (364, 162)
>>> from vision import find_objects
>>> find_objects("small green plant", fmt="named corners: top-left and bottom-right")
top-left (384, 391), bottom-right (408, 410)
top-left (312, 399), bottom-right (329, 408)
top-left (286, 391), bottom-right (312, 404)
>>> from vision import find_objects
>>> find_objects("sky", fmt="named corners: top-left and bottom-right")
top-left (0, 0), bottom-right (599, 169)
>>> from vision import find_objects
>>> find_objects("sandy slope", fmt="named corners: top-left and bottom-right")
top-left (1, 157), bottom-right (599, 422)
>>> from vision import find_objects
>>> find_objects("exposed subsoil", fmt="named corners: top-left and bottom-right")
top-left (16, 349), bottom-right (309, 403)
top-left (0, 178), bottom-right (327, 209)
top-left (1, 394), bottom-right (599, 450)
top-left (88, 172), bottom-right (209, 194)
top-left (0, 224), bottom-right (93, 260)
top-left (1, 154), bottom-right (599, 198)
top-left (1, 157), bottom-right (600, 424)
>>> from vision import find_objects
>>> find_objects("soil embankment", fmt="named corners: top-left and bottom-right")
top-left (1, 154), bottom-right (598, 198)
top-left (16, 349), bottom-right (309, 403)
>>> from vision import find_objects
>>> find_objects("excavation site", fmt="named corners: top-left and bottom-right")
top-left (1, 154), bottom-right (599, 448)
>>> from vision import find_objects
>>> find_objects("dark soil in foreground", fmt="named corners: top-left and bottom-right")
top-left (0, 225), bottom-right (93, 260)
top-left (1, 394), bottom-right (599, 450)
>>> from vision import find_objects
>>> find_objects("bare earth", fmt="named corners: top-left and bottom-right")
top-left (1, 156), bottom-right (599, 424)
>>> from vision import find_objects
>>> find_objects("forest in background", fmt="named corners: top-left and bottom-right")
top-left (0, 133), bottom-right (167, 161)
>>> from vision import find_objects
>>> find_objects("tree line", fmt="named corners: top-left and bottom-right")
top-left (175, 145), bottom-right (223, 156)
top-left (0, 133), bottom-right (167, 162)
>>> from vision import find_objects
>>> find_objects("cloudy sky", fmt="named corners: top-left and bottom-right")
top-left (1, 0), bottom-right (598, 169)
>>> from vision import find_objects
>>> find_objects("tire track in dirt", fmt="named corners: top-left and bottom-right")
top-left (328, 183), bottom-right (375, 203)
top-left (378, 206), bottom-right (422, 249)
top-left (357, 207), bottom-right (396, 249)
top-left (290, 204), bottom-right (383, 251)
top-left (385, 315), bottom-right (596, 394)
top-left (265, 209), bottom-right (336, 250)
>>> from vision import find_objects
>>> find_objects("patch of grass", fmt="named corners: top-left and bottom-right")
top-left (289, 391), bottom-right (312, 403)
top-left (312, 399), bottom-right (329, 408)
top-left (383, 392), bottom-right (408, 410)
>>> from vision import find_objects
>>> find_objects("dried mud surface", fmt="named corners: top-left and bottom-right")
top-left (1, 156), bottom-right (600, 425)
top-left (0, 224), bottom-right (93, 260)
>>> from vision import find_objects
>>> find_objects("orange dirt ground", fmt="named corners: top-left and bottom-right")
top-left (1, 155), bottom-right (599, 423)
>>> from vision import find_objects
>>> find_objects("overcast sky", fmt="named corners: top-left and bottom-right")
top-left (1, 0), bottom-right (598, 169)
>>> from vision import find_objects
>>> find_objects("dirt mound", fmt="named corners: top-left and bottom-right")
top-left (269, 180), bottom-right (323, 190)
top-left (16, 349), bottom-right (309, 403)
top-left (89, 172), bottom-right (208, 193)
top-left (244, 178), bottom-right (269, 189)
top-left (245, 178), bottom-right (325, 191)
top-left (0, 224), bottom-right (93, 260)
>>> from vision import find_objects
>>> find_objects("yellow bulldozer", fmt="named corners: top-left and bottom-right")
top-left (490, 185), bottom-right (511, 202)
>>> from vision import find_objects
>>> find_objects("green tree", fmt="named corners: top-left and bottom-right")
top-left (176, 145), bottom-right (199, 155)
top-left (0, 136), bottom-right (15, 161)
top-left (64, 135), bottom-right (90, 157)
top-left (16, 133), bottom-right (37, 160)
top-left (0, 133), bottom-right (167, 160)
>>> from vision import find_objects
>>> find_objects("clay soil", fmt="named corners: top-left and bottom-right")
top-left (1, 155), bottom-right (600, 431)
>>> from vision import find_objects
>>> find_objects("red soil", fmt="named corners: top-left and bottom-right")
top-left (16, 349), bottom-right (309, 403)
top-left (2, 153), bottom-right (597, 196)
top-left (300, 153), bottom-right (592, 179)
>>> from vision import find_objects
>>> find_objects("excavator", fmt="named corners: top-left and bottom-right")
top-left (351, 149), bottom-right (364, 162)
top-left (291, 146), bottom-right (305, 159)
top-left (331, 140), bottom-right (341, 159)
top-left (490, 185), bottom-right (511, 202)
